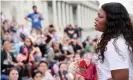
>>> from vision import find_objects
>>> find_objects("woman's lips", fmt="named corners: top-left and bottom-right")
top-left (94, 22), bottom-right (97, 26)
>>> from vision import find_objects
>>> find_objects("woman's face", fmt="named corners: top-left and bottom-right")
top-left (38, 63), bottom-right (48, 75)
top-left (24, 38), bottom-right (31, 47)
top-left (60, 64), bottom-right (67, 73)
top-left (4, 32), bottom-right (11, 40)
top-left (94, 8), bottom-right (106, 32)
top-left (33, 73), bottom-right (42, 80)
top-left (74, 54), bottom-right (80, 61)
top-left (4, 23), bottom-right (9, 31)
top-left (23, 47), bottom-right (28, 55)
top-left (3, 40), bottom-right (11, 51)
top-left (8, 70), bottom-right (19, 80)
top-left (54, 43), bottom-right (59, 50)
top-left (68, 57), bottom-right (74, 64)
top-left (87, 36), bottom-right (90, 40)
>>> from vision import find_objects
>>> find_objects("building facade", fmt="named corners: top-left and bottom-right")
top-left (1, 0), bottom-right (100, 40)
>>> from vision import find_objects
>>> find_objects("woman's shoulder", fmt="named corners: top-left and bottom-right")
top-left (66, 73), bottom-right (71, 78)
top-left (43, 71), bottom-right (54, 80)
top-left (17, 54), bottom-right (22, 57)
top-left (17, 54), bottom-right (26, 59)
top-left (105, 36), bottom-right (129, 58)
top-left (107, 36), bottom-right (126, 48)
top-left (45, 71), bottom-right (53, 76)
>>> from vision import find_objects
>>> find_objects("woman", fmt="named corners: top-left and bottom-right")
top-left (32, 69), bottom-right (42, 80)
top-left (16, 46), bottom-right (28, 64)
top-left (2, 21), bottom-right (9, 37)
top-left (38, 61), bottom-right (54, 80)
top-left (55, 63), bottom-right (71, 80)
top-left (1, 40), bottom-right (24, 80)
top-left (22, 37), bottom-right (41, 79)
top-left (95, 2), bottom-right (133, 80)
top-left (24, 37), bottom-right (42, 63)
top-left (8, 68), bottom-right (19, 80)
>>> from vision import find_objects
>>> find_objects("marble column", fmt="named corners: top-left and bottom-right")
top-left (71, 5), bottom-right (74, 26)
top-left (77, 4), bottom-right (81, 26)
top-left (43, 1), bottom-right (49, 28)
top-left (66, 3), bottom-right (70, 25)
top-left (86, 7), bottom-right (89, 28)
top-left (83, 6), bottom-right (86, 28)
top-left (85, 7), bottom-right (88, 28)
top-left (69, 5), bottom-right (73, 26)
top-left (52, 1), bottom-right (58, 32)
top-left (62, 2), bottom-right (66, 28)
top-left (57, 1), bottom-right (62, 31)
top-left (81, 5), bottom-right (84, 27)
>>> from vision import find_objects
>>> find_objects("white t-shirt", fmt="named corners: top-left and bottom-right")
top-left (96, 36), bottom-right (133, 80)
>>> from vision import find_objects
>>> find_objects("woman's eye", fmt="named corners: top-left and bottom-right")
top-left (99, 16), bottom-right (103, 18)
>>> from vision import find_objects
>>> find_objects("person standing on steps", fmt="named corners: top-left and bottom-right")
top-left (25, 5), bottom-right (43, 35)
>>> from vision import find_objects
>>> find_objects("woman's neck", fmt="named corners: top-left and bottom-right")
top-left (61, 72), bottom-right (63, 75)
top-left (42, 71), bottom-right (46, 76)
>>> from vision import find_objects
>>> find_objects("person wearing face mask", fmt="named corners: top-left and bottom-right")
top-left (69, 34), bottom-right (84, 53)
top-left (55, 63), bottom-right (72, 80)
top-left (25, 5), bottom-right (43, 35)
top-left (64, 24), bottom-right (76, 39)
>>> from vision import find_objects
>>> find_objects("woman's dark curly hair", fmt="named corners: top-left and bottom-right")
top-left (96, 2), bottom-right (133, 62)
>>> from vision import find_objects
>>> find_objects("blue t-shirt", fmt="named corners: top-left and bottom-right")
top-left (27, 13), bottom-right (42, 29)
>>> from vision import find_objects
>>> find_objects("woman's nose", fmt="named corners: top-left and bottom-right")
top-left (95, 17), bottom-right (98, 21)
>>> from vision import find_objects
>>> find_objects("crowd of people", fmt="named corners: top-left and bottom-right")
top-left (1, 5), bottom-right (98, 80)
